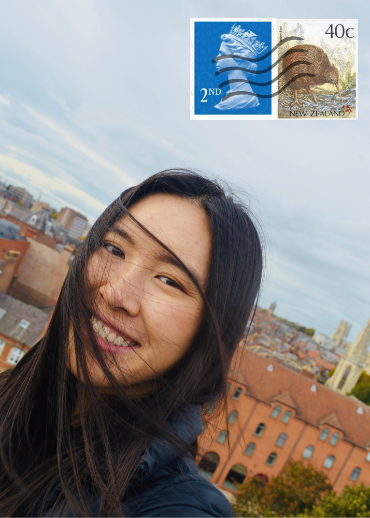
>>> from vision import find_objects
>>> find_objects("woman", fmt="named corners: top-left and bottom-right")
top-left (0, 169), bottom-right (263, 517)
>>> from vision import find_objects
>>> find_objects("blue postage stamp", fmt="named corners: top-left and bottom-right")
top-left (191, 19), bottom-right (275, 120)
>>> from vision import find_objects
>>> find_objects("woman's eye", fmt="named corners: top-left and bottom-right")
top-left (157, 276), bottom-right (183, 291)
top-left (104, 243), bottom-right (125, 258)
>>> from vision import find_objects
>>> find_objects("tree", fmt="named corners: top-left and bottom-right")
top-left (232, 460), bottom-right (332, 517)
top-left (305, 328), bottom-right (315, 337)
top-left (349, 384), bottom-right (370, 405)
top-left (299, 483), bottom-right (370, 517)
top-left (348, 371), bottom-right (370, 405)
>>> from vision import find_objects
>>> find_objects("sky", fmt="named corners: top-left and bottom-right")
top-left (0, 0), bottom-right (369, 342)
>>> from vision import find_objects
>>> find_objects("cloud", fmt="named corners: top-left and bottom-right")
top-left (0, 94), bottom-right (10, 105)
top-left (0, 152), bottom-right (106, 221)
top-left (23, 105), bottom-right (136, 188)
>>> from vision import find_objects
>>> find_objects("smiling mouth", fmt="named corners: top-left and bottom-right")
top-left (90, 315), bottom-right (139, 348)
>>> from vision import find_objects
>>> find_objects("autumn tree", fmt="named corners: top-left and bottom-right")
top-left (232, 460), bottom-right (332, 517)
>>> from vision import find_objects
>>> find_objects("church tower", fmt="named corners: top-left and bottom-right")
top-left (267, 302), bottom-right (276, 317)
top-left (331, 319), bottom-right (352, 347)
top-left (326, 317), bottom-right (370, 395)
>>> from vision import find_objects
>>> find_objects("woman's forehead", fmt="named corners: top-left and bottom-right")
top-left (115, 194), bottom-right (211, 284)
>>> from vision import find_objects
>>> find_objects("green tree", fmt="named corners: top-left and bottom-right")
top-left (327, 368), bottom-right (335, 377)
top-left (305, 328), bottom-right (315, 337)
top-left (299, 483), bottom-right (370, 517)
top-left (348, 384), bottom-right (370, 405)
top-left (232, 460), bottom-right (332, 517)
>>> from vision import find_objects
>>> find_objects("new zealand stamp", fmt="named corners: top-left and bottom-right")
top-left (191, 19), bottom-right (275, 120)
top-left (277, 20), bottom-right (358, 119)
top-left (191, 19), bottom-right (358, 120)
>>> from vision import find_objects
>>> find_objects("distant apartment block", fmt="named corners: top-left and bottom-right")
top-left (7, 185), bottom-right (34, 209)
top-left (56, 207), bottom-right (88, 239)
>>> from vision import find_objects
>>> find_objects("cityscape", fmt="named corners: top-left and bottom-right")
top-left (0, 179), bottom-right (369, 506)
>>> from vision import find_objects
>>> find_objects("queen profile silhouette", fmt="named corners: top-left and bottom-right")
top-left (214, 25), bottom-right (268, 111)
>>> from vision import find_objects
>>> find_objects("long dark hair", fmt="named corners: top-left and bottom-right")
top-left (0, 169), bottom-right (263, 517)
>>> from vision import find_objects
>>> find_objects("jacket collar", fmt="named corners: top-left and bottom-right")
top-left (134, 403), bottom-right (203, 481)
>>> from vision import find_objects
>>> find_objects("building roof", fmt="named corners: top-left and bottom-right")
top-left (229, 348), bottom-right (370, 449)
top-left (315, 357), bottom-right (336, 371)
top-left (271, 390), bottom-right (296, 409)
top-left (0, 219), bottom-right (26, 240)
top-left (320, 412), bottom-right (344, 431)
top-left (32, 233), bottom-right (59, 251)
top-left (0, 293), bottom-right (49, 346)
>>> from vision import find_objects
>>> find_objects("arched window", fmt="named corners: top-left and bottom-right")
top-left (302, 445), bottom-right (314, 460)
top-left (281, 410), bottom-right (292, 423)
top-left (223, 464), bottom-right (247, 491)
top-left (275, 433), bottom-right (287, 447)
top-left (319, 428), bottom-right (330, 441)
top-left (217, 430), bottom-right (227, 444)
top-left (232, 387), bottom-right (243, 400)
top-left (350, 467), bottom-right (361, 481)
top-left (323, 455), bottom-right (335, 469)
top-left (338, 366), bottom-right (351, 390)
top-left (254, 423), bottom-right (266, 437)
top-left (29, 215), bottom-right (38, 226)
top-left (266, 452), bottom-right (277, 466)
top-left (244, 442), bottom-right (255, 457)
top-left (228, 410), bottom-right (238, 424)
top-left (329, 432), bottom-right (340, 446)
top-left (226, 382), bottom-right (232, 395)
top-left (198, 452), bottom-right (220, 480)
top-left (270, 405), bottom-right (281, 418)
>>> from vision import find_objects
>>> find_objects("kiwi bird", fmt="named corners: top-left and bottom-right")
top-left (283, 44), bottom-right (343, 106)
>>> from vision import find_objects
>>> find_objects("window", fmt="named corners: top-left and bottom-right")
top-left (323, 455), bottom-right (335, 469)
top-left (302, 446), bottom-right (314, 460)
top-left (281, 410), bottom-right (292, 423)
top-left (216, 430), bottom-right (227, 444)
top-left (319, 428), bottom-right (330, 441)
top-left (329, 432), bottom-right (340, 446)
top-left (254, 423), bottom-right (266, 437)
top-left (5, 250), bottom-right (20, 260)
top-left (244, 442), bottom-right (256, 457)
top-left (350, 467), bottom-right (361, 481)
top-left (232, 387), bottom-right (242, 400)
top-left (338, 367), bottom-right (351, 390)
top-left (366, 452), bottom-right (370, 462)
top-left (270, 405), bottom-right (281, 418)
top-left (198, 452), bottom-right (220, 480)
top-left (8, 347), bottom-right (24, 365)
top-left (0, 308), bottom-right (6, 319)
top-left (275, 433), bottom-right (287, 447)
top-left (223, 464), bottom-right (247, 491)
top-left (228, 410), bottom-right (238, 424)
top-left (226, 382), bottom-right (232, 395)
top-left (0, 340), bottom-right (5, 354)
top-left (18, 319), bottom-right (30, 330)
top-left (29, 215), bottom-right (38, 226)
top-left (266, 453), bottom-right (277, 466)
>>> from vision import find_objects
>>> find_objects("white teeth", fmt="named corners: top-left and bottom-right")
top-left (99, 326), bottom-right (110, 339)
top-left (90, 316), bottom-right (138, 347)
top-left (93, 321), bottom-right (103, 332)
top-left (107, 332), bottom-right (116, 343)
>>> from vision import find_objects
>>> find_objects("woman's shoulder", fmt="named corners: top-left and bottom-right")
top-left (125, 459), bottom-right (233, 517)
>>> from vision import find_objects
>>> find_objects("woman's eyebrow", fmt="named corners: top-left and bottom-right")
top-left (110, 224), bottom-right (203, 288)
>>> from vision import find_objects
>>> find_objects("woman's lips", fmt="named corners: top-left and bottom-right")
top-left (94, 333), bottom-right (141, 354)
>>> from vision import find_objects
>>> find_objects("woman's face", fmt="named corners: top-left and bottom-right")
top-left (68, 193), bottom-right (211, 393)
top-left (215, 41), bottom-right (238, 71)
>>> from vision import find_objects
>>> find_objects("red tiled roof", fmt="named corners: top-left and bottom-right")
top-left (271, 390), bottom-right (296, 409)
top-left (229, 348), bottom-right (370, 449)
top-left (321, 412), bottom-right (344, 432)
top-left (308, 350), bottom-right (319, 357)
top-left (315, 357), bottom-right (336, 371)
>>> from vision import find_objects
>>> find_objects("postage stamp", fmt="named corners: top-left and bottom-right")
top-left (191, 19), bottom-right (275, 120)
top-left (190, 19), bottom-right (358, 120)
top-left (277, 19), bottom-right (358, 119)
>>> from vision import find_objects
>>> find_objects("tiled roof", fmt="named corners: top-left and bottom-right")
top-left (0, 293), bottom-right (49, 346)
top-left (315, 357), bottom-right (336, 371)
top-left (320, 412), bottom-right (344, 431)
top-left (230, 348), bottom-right (370, 449)
top-left (308, 350), bottom-right (319, 357)
top-left (271, 390), bottom-right (296, 409)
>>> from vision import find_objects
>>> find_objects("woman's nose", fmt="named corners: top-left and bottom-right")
top-left (100, 264), bottom-right (143, 316)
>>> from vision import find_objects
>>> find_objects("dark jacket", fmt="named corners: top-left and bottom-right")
top-left (41, 405), bottom-right (233, 517)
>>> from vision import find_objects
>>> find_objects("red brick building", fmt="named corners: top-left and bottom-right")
top-left (197, 347), bottom-right (370, 497)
